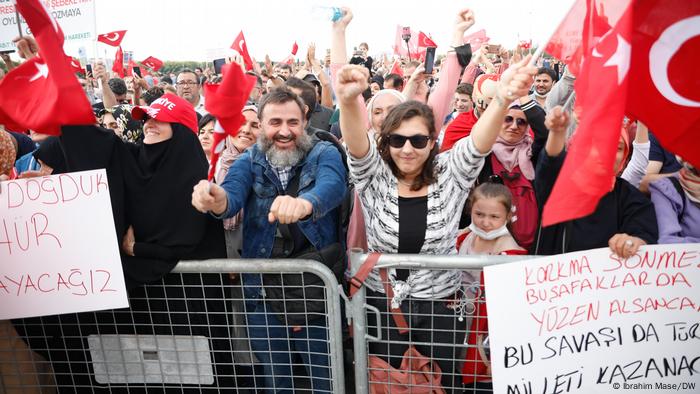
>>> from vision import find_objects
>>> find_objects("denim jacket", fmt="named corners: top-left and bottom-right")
top-left (218, 139), bottom-right (347, 260)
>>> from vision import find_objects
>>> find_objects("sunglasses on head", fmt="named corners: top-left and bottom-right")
top-left (387, 134), bottom-right (431, 149)
top-left (504, 115), bottom-right (528, 128)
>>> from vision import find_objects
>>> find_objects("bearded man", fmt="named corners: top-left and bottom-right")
top-left (191, 87), bottom-right (346, 393)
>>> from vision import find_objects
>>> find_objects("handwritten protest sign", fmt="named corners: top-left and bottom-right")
top-left (0, 169), bottom-right (128, 320)
top-left (0, 0), bottom-right (96, 51)
top-left (485, 244), bottom-right (700, 393)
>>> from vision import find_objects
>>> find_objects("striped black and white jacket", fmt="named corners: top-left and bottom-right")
top-left (348, 135), bottom-right (488, 301)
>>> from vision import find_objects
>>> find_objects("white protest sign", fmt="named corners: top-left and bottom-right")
top-left (485, 244), bottom-right (700, 393)
top-left (0, 169), bottom-right (128, 320)
top-left (0, 0), bottom-right (96, 52)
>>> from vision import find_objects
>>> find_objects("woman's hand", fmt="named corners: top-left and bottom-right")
top-left (332, 7), bottom-right (353, 31)
top-left (608, 233), bottom-right (646, 259)
top-left (335, 64), bottom-right (369, 104)
top-left (122, 225), bottom-right (136, 256)
top-left (452, 8), bottom-right (475, 47)
top-left (495, 55), bottom-right (537, 107)
top-left (544, 106), bottom-right (570, 156)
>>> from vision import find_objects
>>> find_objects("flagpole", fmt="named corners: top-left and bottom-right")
top-left (15, 9), bottom-right (22, 37)
top-left (563, 91), bottom-right (576, 112)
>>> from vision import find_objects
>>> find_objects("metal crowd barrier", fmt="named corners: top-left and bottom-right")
top-left (346, 251), bottom-right (537, 394)
top-left (1, 259), bottom-right (345, 393)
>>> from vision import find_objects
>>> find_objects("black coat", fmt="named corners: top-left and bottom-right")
top-left (532, 149), bottom-right (659, 255)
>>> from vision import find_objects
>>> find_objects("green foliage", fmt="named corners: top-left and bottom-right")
top-left (158, 61), bottom-right (207, 75)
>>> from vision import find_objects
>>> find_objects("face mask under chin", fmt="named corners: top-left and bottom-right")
top-left (468, 222), bottom-right (511, 241)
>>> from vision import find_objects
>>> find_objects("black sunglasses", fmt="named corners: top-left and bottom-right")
top-left (504, 115), bottom-right (528, 127)
top-left (388, 134), bottom-right (431, 149)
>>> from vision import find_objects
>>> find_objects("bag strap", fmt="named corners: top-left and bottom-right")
top-left (349, 252), bottom-right (409, 333)
top-left (273, 170), bottom-right (301, 255)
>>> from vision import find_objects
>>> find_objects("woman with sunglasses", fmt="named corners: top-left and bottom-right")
top-left (336, 57), bottom-right (537, 391)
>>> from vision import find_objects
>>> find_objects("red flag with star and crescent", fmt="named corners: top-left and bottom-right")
top-left (204, 62), bottom-right (256, 180)
top-left (542, 0), bottom-right (633, 226)
top-left (417, 31), bottom-right (437, 48)
top-left (141, 56), bottom-right (163, 71)
top-left (231, 31), bottom-right (254, 71)
top-left (625, 0), bottom-right (700, 168)
top-left (68, 56), bottom-right (85, 74)
top-left (291, 41), bottom-right (299, 56)
top-left (97, 30), bottom-right (127, 47)
top-left (0, 0), bottom-right (94, 135)
top-left (463, 29), bottom-right (489, 51)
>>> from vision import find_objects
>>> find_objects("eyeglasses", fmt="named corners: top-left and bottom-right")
top-left (387, 134), bottom-right (431, 149)
top-left (176, 81), bottom-right (198, 86)
top-left (504, 115), bottom-right (528, 128)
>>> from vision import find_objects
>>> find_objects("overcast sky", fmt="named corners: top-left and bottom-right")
top-left (60, 0), bottom-right (575, 63)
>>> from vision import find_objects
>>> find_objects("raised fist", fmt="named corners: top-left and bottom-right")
top-left (335, 64), bottom-right (369, 104)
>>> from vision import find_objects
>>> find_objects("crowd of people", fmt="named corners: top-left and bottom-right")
top-left (1, 5), bottom-right (699, 394)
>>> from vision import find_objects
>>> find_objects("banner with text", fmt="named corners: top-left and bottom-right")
top-left (0, 169), bottom-right (128, 320)
top-left (0, 0), bottom-right (96, 52)
top-left (485, 244), bottom-right (700, 393)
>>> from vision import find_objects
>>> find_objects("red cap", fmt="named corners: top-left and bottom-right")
top-left (131, 93), bottom-right (198, 133)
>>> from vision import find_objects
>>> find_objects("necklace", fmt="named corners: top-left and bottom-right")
top-left (397, 178), bottom-right (414, 187)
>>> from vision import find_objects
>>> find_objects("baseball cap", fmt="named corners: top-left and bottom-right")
top-left (131, 93), bottom-right (198, 133)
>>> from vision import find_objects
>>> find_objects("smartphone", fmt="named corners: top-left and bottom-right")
top-left (213, 58), bottom-right (226, 75)
top-left (85, 64), bottom-right (93, 76)
top-left (424, 47), bottom-right (436, 74)
top-left (486, 44), bottom-right (501, 54)
top-left (132, 66), bottom-right (141, 77)
top-left (401, 26), bottom-right (411, 41)
top-left (0, 50), bottom-right (14, 55)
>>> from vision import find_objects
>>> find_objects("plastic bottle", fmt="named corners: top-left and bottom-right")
top-left (310, 5), bottom-right (343, 22)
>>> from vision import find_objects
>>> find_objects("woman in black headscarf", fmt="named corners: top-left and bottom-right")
top-left (60, 93), bottom-right (225, 286)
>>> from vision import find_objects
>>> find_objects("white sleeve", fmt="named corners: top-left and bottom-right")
top-left (621, 141), bottom-right (650, 188)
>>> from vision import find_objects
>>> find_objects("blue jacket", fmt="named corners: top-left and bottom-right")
top-left (219, 139), bottom-right (347, 259)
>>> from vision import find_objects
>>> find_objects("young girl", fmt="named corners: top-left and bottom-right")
top-left (458, 182), bottom-right (526, 255)
top-left (458, 182), bottom-right (525, 393)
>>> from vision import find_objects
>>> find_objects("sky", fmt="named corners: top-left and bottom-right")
top-left (59, 0), bottom-right (576, 64)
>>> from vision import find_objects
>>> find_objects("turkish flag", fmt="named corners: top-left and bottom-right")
top-left (390, 59), bottom-right (403, 77)
top-left (97, 30), bottom-right (127, 47)
top-left (112, 46), bottom-right (124, 77)
top-left (417, 31), bottom-right (437, 48)
top-left (141, 56), bottom-right (163, 71)
top-left (68, 56), bottom-right (85, 74)
top-left (204, 63), bottom-right (256, 180)
top-left (0, 0), bottom-right (94, 135)
top-left (231, 31), bottom-right (254, 71)
top-left (463, 29), bottom-right (489, 51)
top-left (545, 0), bottom-right (611, 77)
top-left (542, 1), bottom-right (633, 226)
top-left (625, 1), bottom-right (700, 168)
top-left (291, 41), bottom-right (299, 56)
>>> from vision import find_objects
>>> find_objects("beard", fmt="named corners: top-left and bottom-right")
top-left (258, 130), bottom-right (314, 167)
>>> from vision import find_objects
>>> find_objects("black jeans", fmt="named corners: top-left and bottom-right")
top-left (366, 289), bottom-right (467, 392)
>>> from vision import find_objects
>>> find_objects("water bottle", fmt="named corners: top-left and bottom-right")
top-left (310, 5), bottom-right (343, 22)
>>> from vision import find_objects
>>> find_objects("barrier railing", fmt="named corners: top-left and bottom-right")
top-left (346, 251), bottom-right (537, 394)
top-left (1, 259), bottom-right (345, 393)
